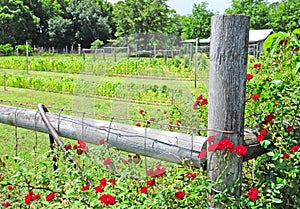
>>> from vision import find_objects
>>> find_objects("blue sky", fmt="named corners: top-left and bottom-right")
top-left (107, 0), bottom-right (278, 15)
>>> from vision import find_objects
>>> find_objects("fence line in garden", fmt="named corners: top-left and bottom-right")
top-left (0, 15), bottom-right (266, 206)
top-left (0, 100), bottom-right (263, 163)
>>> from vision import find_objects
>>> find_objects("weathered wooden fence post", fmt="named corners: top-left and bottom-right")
top-left (3, 71), bottom-right (7, 91)
top-left (207, 14), bottom-right (250, 206)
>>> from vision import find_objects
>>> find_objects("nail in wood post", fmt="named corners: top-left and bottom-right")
top-left (207, 14), bottom-right (250, 205)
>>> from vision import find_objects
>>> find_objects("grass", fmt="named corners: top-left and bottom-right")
top-left (0, 55), bottom-right (208, 174)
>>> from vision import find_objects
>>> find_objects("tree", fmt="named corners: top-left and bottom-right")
top-left (0, 0), bottom-right (39, 45)
top-left (112, 0), bottom-right (176, 37)
top-left (23, 0), bottom-right (68, 47)
top-left (181, 2), bottom-right (215, 40)
top-left (47, 0), bottom-right (111, 48)
top-left (225, 0), bottom-right (271, 29)
top-left (47, 16), bottom-right (73, 48)
top-left (269, 0), bottom-right (300, 32)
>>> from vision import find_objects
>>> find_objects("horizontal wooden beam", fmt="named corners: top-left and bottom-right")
top-left (0, 104), bottom-right (264, 167)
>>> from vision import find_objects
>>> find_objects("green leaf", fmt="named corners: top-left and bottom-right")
top-left (276, 177), bottom-right (284, 184)
top-left (263, 32), bottom-right (285, 55)
top-left (292, 28), bottom-right (300, 35)
top-left (272, 197), bottom-right (283, 204)
top-left (261, 140), bottom-right (271, 149)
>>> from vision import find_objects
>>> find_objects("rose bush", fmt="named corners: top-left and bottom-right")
top-left (0, 29), bottom-right (299, 208)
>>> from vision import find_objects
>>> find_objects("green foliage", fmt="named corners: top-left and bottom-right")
top-left (226, 0), bottom-right (271, 29)
top-left (243, 30), bottom-right (300, 207)
top-left (15, 44), bottom-right (33, 55)
top-left (47, 16), bottom-right (74, 48)
top-left (112, 0), bottom-right (177, 37)
top-left (226, 0), bottom-right (299, 32)
top-left (181, 2), bottom-right (215, 40)
top-left (269, 0), bottom-right (300, 32)
top-left (90, 40), bottom-right (104, 49)
top-left (0, 143), bottom-right (210, 208)
top-left (0, 43), bottom-right (13, 55)
top-left (0, 0), bottom-right (39, 45)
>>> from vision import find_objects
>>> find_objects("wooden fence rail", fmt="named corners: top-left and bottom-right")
top-left (0, 104), bottom-right (263, 168)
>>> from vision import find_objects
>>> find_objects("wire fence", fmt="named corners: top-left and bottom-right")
top-left (0, 99), bottom-right (209, 180)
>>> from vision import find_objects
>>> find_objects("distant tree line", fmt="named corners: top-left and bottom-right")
top-left (0, 0), bottom-right (298, 50)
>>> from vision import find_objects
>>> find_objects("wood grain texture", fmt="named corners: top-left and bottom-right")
top-left (207, 15), bottom-right (250, 198)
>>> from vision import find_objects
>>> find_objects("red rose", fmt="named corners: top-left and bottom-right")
top-left (206, 135), bottom-right (215, 143)
top-left (147, 179), bottom-right (155, 187)
top-left (233, 145), bottom-right (247, 156)
top-left (99, 194), bottom-right (117, 205)
top-left (216, 138), bottom-right (233, 151)
top-left (140, 186), bottom-right (148, 193)
top-left (282, 153), bottom-right (290, 159)
top-left (185, 172), bottom-right (196, 179)
top-left (139, 109), bottom-right (146, 116)
top-left (94, 185), bottom-right (103, 193)
top-left (247, 188), bottom-right (258, 201)
top-left (146, 168), bottom-right (154, 177)
top-left (200, 98), bottom-right (208, 105)
top-left (135, 123), bottom-right (141, 127)
top-left (103, 158), bottom-right (112, 166)
top-left (257, 134), bottom-right (265, 142)
top-left (290, 145), bottom-right (300, 152)
top-left (154, 167), bottom-right (166, 177)
top-left (246, 74), bottom-right (253, 80)
top-left (24, 190), bottom-right (36, 205)
top-left (260, 129), bottom-right (267, 136)
top-left (100, 178), bottom-right (107, 187)
top-left (253, 63), bottom-right (261, 68)
top-left (4, 201), bottom-right (10, 208)
top-left (163, 110), bottom-right (167, 114)
top-left (99, 139), bottom-right (105, 145)
top-left (46, 192), bottom-right (55, 201)
top-left (77, 149), bottom-right (83, 155)
top-left (208, 143), bottom-right (218, 152)
top-left (7, 185), bottom-right (13, 190)
top-left (193, 94), bottom-right (203, 110)
top-left (287, 126), bottom-right (294, 132)
top-left (251, 94), bottom-right (260, 100)
top-left (197, 149), bottom-right (206, 159)
top-left (34, 194), bottom-right (40, 200)
top-left (175, 191), bottom-right (185, 200)
top-left (108, 179), bottom-right (115, 186)
top-left (81, 183), bottom-right (90, 191)
top-left (149, 117), bottom-right (155, 122)
top-left (78, 139), bottom-right (88, 151)
top-left (264, 113), bottom-right (275, 124)
top-left (64, 144), bottom-right (71, 150)
top-left (24, 197), bottom-right (31, 205)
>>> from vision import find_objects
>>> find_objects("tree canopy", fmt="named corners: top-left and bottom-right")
top-left (181, 2), bottom-right (215, 40)
top-left (0, 0), bottom-right (299, 48)
top-left (225, 0), bottom-right (271, 29)
top-left (269, 0), bottom-right (300, 32)
top-left (112, 0), bottom-right (176, 37)
top-left (0, 0), bottom-right (39, 45)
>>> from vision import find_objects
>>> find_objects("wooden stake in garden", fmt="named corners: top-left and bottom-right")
top-left (207, 14), bottom-right (250, 205)
top-left (26, 40), bottom-right (29, 75)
